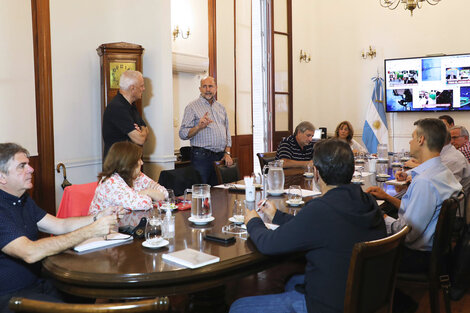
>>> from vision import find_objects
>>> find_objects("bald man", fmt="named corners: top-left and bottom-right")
top-left (179, 76), bottom-right (232, 185)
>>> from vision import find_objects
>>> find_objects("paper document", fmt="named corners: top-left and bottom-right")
top-left (283, 189), bottom-right (321, 197)
top-left (162, 248), bottom-right (220, 269)
top-left (73, 233), bottom-right (133, 253)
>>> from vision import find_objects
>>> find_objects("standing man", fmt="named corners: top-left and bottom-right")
top-left (102, 70), bottom-right (148, 159)
top-left (275, 121), bottom-right (315, 168)
top-left (450, 125), bottom-right (470, 162)
top-left (0, 143), bottom-right (120, 311)
top-left (179, 76), bottom-right (232, 185)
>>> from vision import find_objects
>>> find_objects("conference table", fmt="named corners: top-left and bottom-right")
top-left (42, 165), bottom-right (396, 300)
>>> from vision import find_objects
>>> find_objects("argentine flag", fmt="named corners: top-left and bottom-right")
top-left (362, 77), bottom-right (388, 154)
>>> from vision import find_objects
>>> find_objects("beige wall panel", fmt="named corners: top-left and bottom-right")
top-left (0, 0), bottom-right (37, 155)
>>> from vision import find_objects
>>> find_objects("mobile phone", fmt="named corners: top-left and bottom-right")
top-left (204, 232), bottom-right (236, 244)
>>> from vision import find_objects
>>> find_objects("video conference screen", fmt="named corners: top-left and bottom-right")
top-left (385, 54), bottom-right (470, 112)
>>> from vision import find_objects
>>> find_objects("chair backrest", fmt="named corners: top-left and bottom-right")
top-left (256, 152), bottom-right (276, 169)
top-left (157, 165), bottom-right (202, 196)
top-left (179, 146), bottom-right (191, 161)
top-left (344, 225), bottom-right (410, 313)
top-left (213, 158), bottom-right (240, 184)
top-left (9, 296), bottom-right (169, 313)
top-left (429, 194), bottom-right (463, 282)
top-left (56, 182), bottom-right (98, 218)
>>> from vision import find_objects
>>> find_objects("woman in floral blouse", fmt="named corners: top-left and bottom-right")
top-left (89, 142), bottom-right (167, 217)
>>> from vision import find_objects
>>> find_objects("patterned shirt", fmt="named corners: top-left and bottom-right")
top-left (458, 141), bottom-right (470, 163)
top-left (179, 96), bottom-right (231, 152)
top-left (89, 173), bottom-right (167, 215)
top-left (275, 135), bottom-right (314, 161)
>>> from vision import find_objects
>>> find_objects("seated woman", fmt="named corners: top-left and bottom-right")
top-left (89, 142), bottom-right (167, 221)
top-left (334, 120), bottom-right (367, 154)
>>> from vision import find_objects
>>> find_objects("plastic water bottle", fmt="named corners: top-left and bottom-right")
top-left (162, 208), bottom-right (175, 239)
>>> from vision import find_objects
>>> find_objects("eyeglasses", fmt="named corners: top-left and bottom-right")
top-left (451, 136), bottom-right (464, 140)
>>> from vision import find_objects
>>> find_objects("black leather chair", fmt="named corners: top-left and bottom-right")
top-left (344, 226), bottom-right (410, 313)
top-left (256, 152), bottom-right (276, 169)
top-left (9, 296), bottom-right (169, 313)
top-left (158, 166), bottom-right (202, 196)
top-left (397, 194), bottom-right (463, 313)
top-left (213, 158), bottom-right (240, 184)
top-left (179, 146), bottom-right (191, 161)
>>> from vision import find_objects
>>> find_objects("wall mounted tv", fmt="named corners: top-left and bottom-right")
top-left (385, 53), bottom-right (470, 112)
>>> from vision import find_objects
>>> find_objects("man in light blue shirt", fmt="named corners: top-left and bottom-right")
top-left (368, 118), bottom-right (461, 267)
top-left (179, 76), bottom-right (232, 185)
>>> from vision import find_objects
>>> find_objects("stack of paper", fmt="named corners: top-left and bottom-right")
top-left (73, 233), bottom-right (133, 253)
top-left (162, 248), bottom-right (220, 269)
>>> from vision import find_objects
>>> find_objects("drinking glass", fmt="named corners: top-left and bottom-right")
top-left (288, 185), bottom-right (302, 204)
top-left (145, 217), bottom-right (162, 245)
top-left (232, 200), bottom-right (244, 224)
top-left (352, 166), bottom-right (363, 183)
top-left (188, 184), bottom-right (212, 219)
top-left (165, 189), bottom-right (176, 210)
top-left (306, 163), bottom-right (314, 177)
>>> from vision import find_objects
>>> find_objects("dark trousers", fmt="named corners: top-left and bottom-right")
top-left (191, 147), bottom-right (225, 186)
top-left (0, 279), bottom-right (64, 313)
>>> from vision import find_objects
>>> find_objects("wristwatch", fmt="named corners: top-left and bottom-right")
top-left (225, 151), bottom-right (231, 156)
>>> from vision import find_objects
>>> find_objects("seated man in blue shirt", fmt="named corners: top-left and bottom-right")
top-left (0, 143), bottom-right (121, 312)
top-left (367, 118), bottom-right (461, 271)
top-left (230, 139), bottom-right (386, 313)
top-left (275, 121), bottom-right (315, 168)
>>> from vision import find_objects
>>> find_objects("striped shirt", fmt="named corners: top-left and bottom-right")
top-left (458, 141), bottom-right (470, 163)
top-left (275, 135), bottom-right (314, 161)
top-left (179, 96), bottom-right (231, 152)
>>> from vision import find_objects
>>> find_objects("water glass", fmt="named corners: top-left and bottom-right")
top-left (189, 184), bottom-right (212, 219)
top-left (232, 200), bottom-right (244, 224)
top-left (352, 166), bottom-right (363, 183)
top-left (306, 163), bottom-right (314, 177)
top-left (165, 189), bottom-right (176, 210)
top-left (377, 143), bottom-right (388, 160)
top-left (145, 217), bottom-right (162, 245)
top-left (288, 185), bottom-right (302, 204)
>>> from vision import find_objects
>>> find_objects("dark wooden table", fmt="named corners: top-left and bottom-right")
top-left (42, 166), bottom-right (394, 300)
top-left (42, 173), bottom-right (316, 300)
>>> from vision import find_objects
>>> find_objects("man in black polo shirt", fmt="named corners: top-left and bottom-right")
top-left (275, 121), bottom-right (315, 168)
top-left (102, 70), bottom-right (148, 159)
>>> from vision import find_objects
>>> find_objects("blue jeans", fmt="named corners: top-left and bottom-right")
top-left (191, 147), bottom-right (225, 186)
top-left (229, 274), bottom-right (308, 313)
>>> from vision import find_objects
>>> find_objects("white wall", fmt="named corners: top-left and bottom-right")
top-left (0, 0), bottom-right (37, 155)
top-left (50, 0), bottom-right (173, 207)
top-left (172, 0), bottom-right (209, 151)
top-left (292, 0), bottom-right (470, 151)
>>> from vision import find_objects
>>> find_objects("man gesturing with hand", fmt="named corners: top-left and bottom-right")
top-left (179, 76), bottom-right (232, 185)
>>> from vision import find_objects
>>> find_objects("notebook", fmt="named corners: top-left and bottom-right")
top-left (73, 233), bottom-right (133, 253)
top-left (162, 248), bottom-right (220, 269)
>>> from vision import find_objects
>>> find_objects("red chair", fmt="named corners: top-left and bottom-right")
top-left (56, 182), bottom-right (98, 218)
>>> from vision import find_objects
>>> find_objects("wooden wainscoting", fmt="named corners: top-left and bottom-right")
top-left (231, 134), bottom-right (253, 178)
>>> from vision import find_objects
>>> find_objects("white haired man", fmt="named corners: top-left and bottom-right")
top-left (102, 70), bottom-right (148, 158)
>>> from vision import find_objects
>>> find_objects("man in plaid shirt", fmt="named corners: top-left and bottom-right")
top-left (450, 125), bottom-right (470, 163)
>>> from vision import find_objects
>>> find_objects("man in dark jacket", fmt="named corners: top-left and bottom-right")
top-left (229, 139), bottom-right (387, 313)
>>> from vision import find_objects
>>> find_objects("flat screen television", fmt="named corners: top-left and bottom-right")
top-left (384, 53), bottom-right (470, 112)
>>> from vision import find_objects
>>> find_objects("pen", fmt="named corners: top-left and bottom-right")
top-left (257, 199), bottom-right (267, 212)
